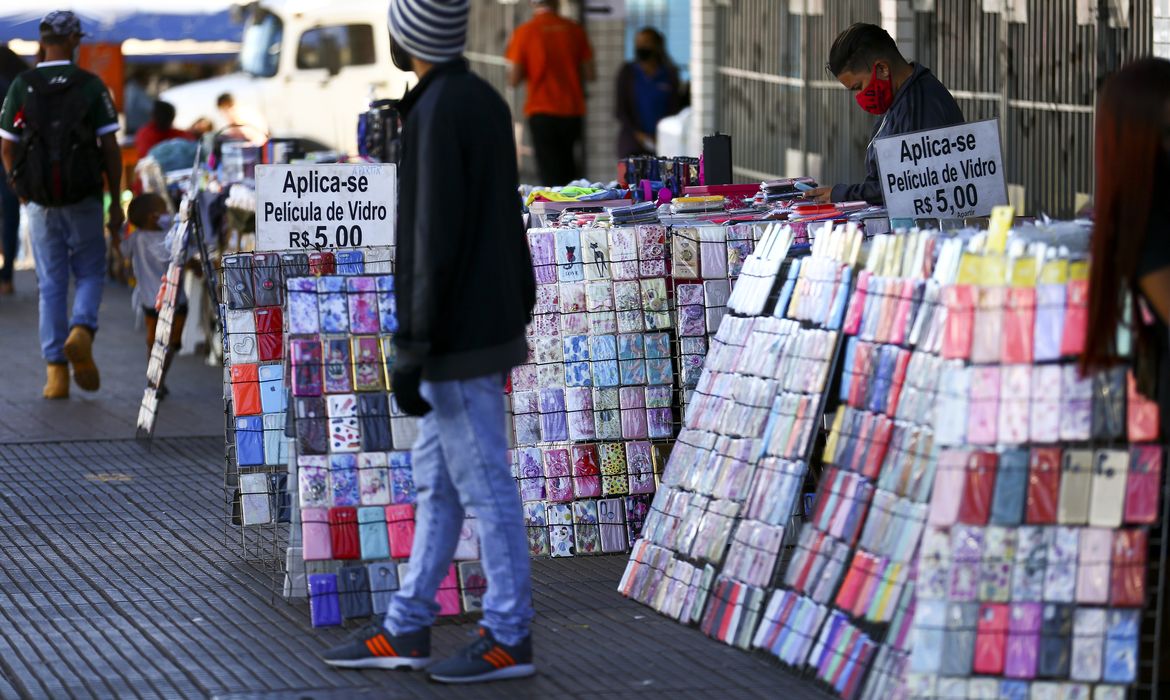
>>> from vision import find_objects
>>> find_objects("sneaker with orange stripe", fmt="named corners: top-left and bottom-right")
top-left (427, 627), bottom-right (535, 684)
top-left (321, 624), bottom-right (431, 670)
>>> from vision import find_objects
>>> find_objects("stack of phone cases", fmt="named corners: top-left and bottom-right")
top-left (514, 224), bottom-right (684, 558)
top-left (902, 232), bottom-right (1159, 699)
top-left (750, 231), bottom-right (937, 691)
top-left (620, 223), bottom-right (856, 644)
top-left (616, 222), bottom-right (1165, 700)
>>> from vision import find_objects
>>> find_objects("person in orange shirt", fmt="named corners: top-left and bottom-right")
top-left (505, 0), bottom-right (595, 186)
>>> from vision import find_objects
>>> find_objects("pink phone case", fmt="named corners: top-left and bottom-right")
top-left (302, 507), bottom-right (332, 560)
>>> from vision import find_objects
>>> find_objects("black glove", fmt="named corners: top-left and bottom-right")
top-left (392, 367), bottom-right (432, 417)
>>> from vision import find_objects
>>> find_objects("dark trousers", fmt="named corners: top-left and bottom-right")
top-left (0, 172), bottom-right (18, 283)
top-left (528, 115), bottom-right (583, 187)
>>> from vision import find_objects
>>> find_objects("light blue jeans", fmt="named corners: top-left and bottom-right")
top-left (386, 374), bottom-right (534, 646)
top-left (28, 198), bottom-right (106, 363)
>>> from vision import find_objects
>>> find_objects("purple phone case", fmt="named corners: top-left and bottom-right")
top-left (308, 573), bottom-right (342, 627)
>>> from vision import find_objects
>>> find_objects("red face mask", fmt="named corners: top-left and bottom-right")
top-left (855, 64), bottom-right (894, 116)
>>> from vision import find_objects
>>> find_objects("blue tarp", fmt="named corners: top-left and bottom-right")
top-left (0, 10), bottom-right (240, 43)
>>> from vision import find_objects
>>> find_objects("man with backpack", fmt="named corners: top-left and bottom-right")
top-left (0, 11), bottom-right (124, 399)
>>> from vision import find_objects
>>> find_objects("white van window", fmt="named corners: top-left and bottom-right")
top-left (296, 25), bottom-right (376, 71)
top-left (240, 12), bottom-right (283, 77)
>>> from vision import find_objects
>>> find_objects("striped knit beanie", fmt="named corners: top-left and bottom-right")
top-left (388, 0), bottom-right (470, 65)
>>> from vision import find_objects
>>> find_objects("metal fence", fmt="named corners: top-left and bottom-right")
top-left (713, 1), bottom-right (1154, 216)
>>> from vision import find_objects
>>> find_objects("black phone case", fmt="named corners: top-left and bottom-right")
top-left (1091, 366), bottom-right (1127, 441)
top-left (358, 393), bottom-right (394, 452)
top-left (280, 252), bottom-right (310, 279)
top-left (269, 473), bottom-right (291, 523)
top-left (294, 397), bottom-right (328, 456)
top-left (222, 255), bottom-right (255, 310)
top-left (252, 253), bottom-right (284, 307)
top-left (1038, 604), bottom-right (1073, 678)
top-left (338, 565), bottom-right (373, 619)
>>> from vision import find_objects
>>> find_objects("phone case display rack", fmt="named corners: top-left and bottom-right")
top-left (220, 248), bottom-right (491, 626)
top-left (618, 222), bottom-right (1170, 700)
top-left (511, 222), bottom-right (775, 558)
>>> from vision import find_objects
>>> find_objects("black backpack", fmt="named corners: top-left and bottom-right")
top-left (10, 68), bottom-right (105, 206)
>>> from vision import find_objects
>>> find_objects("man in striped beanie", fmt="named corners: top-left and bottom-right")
top-left (321, 0), bottom-right (538, 686)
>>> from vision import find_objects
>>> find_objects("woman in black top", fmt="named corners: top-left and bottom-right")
top-left (1084, 58), bottom-right (1170, 440)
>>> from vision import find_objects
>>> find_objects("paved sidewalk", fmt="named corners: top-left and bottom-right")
top-left (0, 272), bottom-right (830, 699)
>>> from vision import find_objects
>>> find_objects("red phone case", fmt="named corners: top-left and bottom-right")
top-left (230, 363), bottom-right (261, 416)
top-left (1026, 448), bottom-right (1062, 524)
top-left (942, 284), bottom-right (976, 360)
top-left (1060, 279), bottom-right (1088, 356)
top-left (848, 343), bottom-right (874, 409)
top-left (255, 307), bottom-right (284, 362)
top-left (1127, 370), bottom-right (1161, 442)
top-left (1125, 446), bottom-right (1163, 525)
top-left (1110, 529), bottom-right (1148, 607)
top-left (309, 251), bottom-right (336, 276)
top-left (386, 504), bottom-right (416, 559)
top-left (1002, 287), bottom-right (1036, 364)
top-left (973, 603), bottom-right (1010, 675)
top-left (834, 551), bottom-right (868, 612)
top-left (862, 416), bottom-right (893, 480)
top-left (958, 451), bottom-right (998, 525)
top-left (887, 349), bottom-right (912, 415)
top-left (328, 506), bottom-right (360, 559)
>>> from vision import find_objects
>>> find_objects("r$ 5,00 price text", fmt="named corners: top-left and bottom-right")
top-left (289, 224), bottom-right (364, 250)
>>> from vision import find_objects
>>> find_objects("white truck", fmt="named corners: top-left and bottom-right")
top-left (162, 0), bottom-right (414, 155)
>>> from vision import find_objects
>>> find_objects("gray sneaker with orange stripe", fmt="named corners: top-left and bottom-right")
top-left (427, 627), bottom-right (535, 684)
top-left (321, 624), bottom-right (431, 670)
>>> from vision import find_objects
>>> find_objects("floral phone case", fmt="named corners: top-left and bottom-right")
top-left (317, 276), bottom-right (348, 333)
top-left (345, 276), bottom-right (379, 334)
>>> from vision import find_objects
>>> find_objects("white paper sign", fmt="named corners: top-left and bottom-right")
top-left (255, 163), bottom-right (396, 252)
top-left (874, 118), bottom-right (1007, 220)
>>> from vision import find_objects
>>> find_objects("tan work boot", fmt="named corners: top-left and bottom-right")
top-left (43, 363), bottom-right (69, 399)
top-left (63, 325), bottom-right (101, 391)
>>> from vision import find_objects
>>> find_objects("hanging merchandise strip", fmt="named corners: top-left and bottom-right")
top-left (617, 219), bottom-right (1168, 700)
top-left (618, 222), bottom-right (863, 649)
top-left (762, 230), bottom-right (948, 699)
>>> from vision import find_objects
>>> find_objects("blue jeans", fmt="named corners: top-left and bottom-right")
top-left (385, 374), bottom-right (534, 645)
top-left (28, 198), bottom-right (106, 363)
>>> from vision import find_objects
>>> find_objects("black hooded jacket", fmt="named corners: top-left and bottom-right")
top-left (394, 59), bottom-right (536, 381)
top-left (831, 63), bottom-right (965, 205)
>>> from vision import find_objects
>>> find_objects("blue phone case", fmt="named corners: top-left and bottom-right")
top-left (358, 507), bottom-right (390, 560)
top-left (308, 573), bottom-right (342, 627)
top-left (235, 416), bottom-right (264, 466)
top-left (336, 250), bottom-right (365, 275)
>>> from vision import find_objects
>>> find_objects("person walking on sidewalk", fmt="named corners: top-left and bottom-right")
top-left (322, 0), bottom-right (538, 685)
top-left (0, 10), bottom-right (124, 399)
top-left (506, 0), bottom-right (595, 186)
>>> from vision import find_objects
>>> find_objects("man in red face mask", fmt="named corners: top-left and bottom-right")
top-left (804, 23), bottom-right (964, 205)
